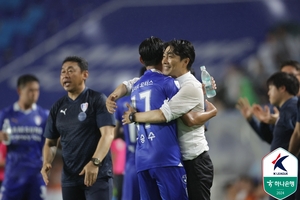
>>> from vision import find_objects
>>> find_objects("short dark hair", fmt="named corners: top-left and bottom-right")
top-left (17, 74), bottom-right (39, 88)
top-left (280, 60), bottom-right (300, 71)
top-left (139, 37), bottom-right (164, 66)
top-left (165, 39), bottom-right (195, 70)
top-left (62, 56), bottom-right (88, 71)
top-left (267, 72), bottom-right (299, 96)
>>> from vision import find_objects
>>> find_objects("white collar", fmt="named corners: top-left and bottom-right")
top-left (13, 102), bottom-right (37, 114)
top-left (149, 69), bottom-right (163, 74)
top-left (176, 71), bottom-right (191, 84)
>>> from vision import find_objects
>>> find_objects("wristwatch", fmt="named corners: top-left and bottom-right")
top-left (129, 112), bottom-right (137, 123)
top-left (91, 158), bottom-right (102, 167)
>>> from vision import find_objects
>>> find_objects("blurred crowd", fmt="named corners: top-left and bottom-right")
top-left (223, 175), bottom-right (268, 200)
top-left (217, 22), bottom-right (300, 109)
top-left (0, 0), bottom-right (108, 67)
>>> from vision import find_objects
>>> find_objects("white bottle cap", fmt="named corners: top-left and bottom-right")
top-left (200, 66), bottom-right (206, 71)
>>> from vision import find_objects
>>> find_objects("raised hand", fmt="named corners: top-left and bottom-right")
top-left (269, 106), bottom-right (279, 124)
top-left (236, 97), bottom-right (253, 121)
top-left (252, 104), bottom-right (278, 124)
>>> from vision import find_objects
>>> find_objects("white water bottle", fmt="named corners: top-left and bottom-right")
top-left (200, 66), bottom-right (216, 98)
top-left (2, 118), bottom-right (12, 145)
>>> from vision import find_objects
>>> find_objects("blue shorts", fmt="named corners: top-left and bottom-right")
top-left (62, 177), bottom-right (113, 200)
top-left (1, 172), bottom-right (46, 200)
top-left (138, 166), bottom-right (188, 200)
top-left (122, 162), bottom-right (140, 200)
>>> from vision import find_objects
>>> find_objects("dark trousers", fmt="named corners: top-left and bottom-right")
top-left (62, 177), bottom-right (113, 200)
top-left (183, 151), bottom-right (214, 200)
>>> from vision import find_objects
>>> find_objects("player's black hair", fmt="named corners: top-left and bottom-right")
top-left (139, 36), bottom-right (164, 66)
top-left (267, 72), bottom-right (299, 96)
top-left (17, 74), bottom-right (39, 88)
top-left (280, 60), bottom-right (300, 71)
top-left (63, 56), bottom-right (88, 71)
top-left (165, 39), bottom-right (195, 71)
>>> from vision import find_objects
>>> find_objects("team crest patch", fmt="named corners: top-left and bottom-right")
top-left (34, 115), bottom-right (42, 126)
top-left (78, 102), bottom-right (88, 121)
top-left (81, 102), bottom-right (88, 112)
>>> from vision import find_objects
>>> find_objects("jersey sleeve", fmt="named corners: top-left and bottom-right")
top-left (115, 97), bottom-right (130, 122)
top-left (123, 77), bottom-right (140, 95)
top-left (281, 103), bottom-right (297, 128)
top-left (249, 119), bottom-right (273, 144)
top-left (43, 106), bottom-right (60, 139)
top-left (160, 81), bottom-right (204, 122)
top-left (246, 103), bottom-right (274, 144)
top-left (96, 93), bottom-right (116, 128)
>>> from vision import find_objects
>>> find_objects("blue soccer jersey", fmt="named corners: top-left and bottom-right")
top-left (115, 96), bottom-right (140, 200)
top-left (131, 70), bottom-right (182, 172)
top-left (115, 96), bottom-right (137, 166)
top-left (0, 102), bottom-right (49, 200)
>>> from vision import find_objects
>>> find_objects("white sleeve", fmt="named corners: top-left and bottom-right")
top-left (160, 82), bottom-right (204, 122)
top-left (122, 77), bottom-right (140, 95)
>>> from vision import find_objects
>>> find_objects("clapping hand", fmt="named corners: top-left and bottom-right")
top-left (252, 104), bottom-right (279, 124)
top-left (236, 97), bottom-right (253, 121)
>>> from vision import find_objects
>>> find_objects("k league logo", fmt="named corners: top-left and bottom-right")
top-left (272, 153), bottom-right (289, 175)
top-left (262, 147), bottom-right (298, 199)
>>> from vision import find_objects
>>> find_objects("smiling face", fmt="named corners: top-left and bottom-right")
top-left (60, 61), bottom-right (88, 94)
top-left (162, 46), bottom-right (189, 78)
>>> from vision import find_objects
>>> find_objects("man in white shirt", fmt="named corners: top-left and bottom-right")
top-left (122, 39), bottom-right (214, 200)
